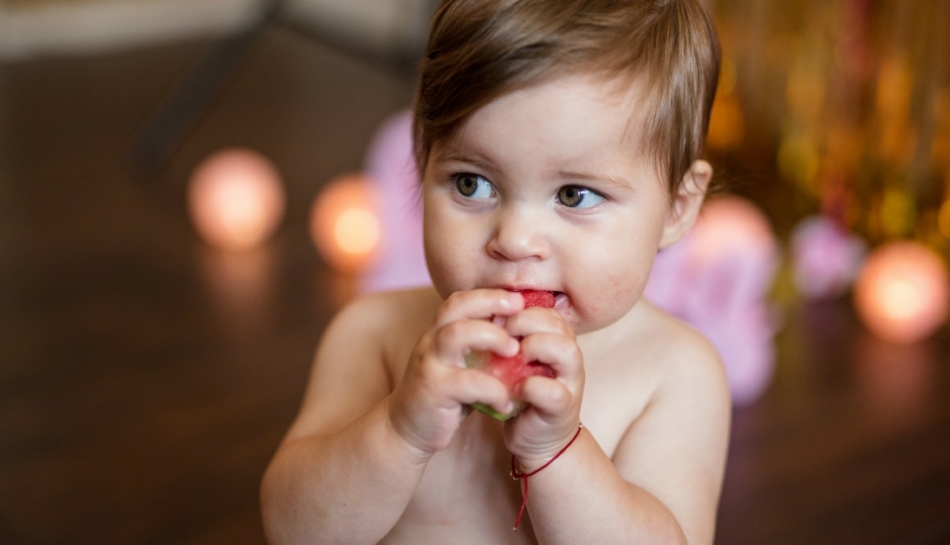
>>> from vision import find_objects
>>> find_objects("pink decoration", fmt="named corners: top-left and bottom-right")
top-left (357, 112), bottom-right (781, 405)
top-left (643, 197), bottom-right (781, 406)
top-left (853, 241), bottom-right (949, 344)
top-left (790, 216), bottom-right (866, 299)
top-left (358, 111), bottom-right (431, 292)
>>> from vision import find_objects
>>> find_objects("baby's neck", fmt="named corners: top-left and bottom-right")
top-left (576, 299), bottom-right (652, 362)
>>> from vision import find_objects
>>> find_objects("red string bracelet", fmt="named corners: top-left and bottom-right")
top-left (509, 423), bottom-right (583, 531)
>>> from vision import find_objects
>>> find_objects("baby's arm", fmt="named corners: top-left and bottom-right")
top-left (260, 289), bottom-right (523, 544)
top-left (513, 326), bottom-right (731, 545)
top-left (260, 294), bottom-right (425, 544)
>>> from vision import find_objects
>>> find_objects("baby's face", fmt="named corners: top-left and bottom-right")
top-left (422, 73), bottom-right (676, 334)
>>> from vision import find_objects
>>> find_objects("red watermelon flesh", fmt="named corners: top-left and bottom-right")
top-left (466, 289), bottom-right (556, 420)
top-left (520, 289), bottom-right (555, 309)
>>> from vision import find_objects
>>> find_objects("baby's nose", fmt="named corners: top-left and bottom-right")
top-left (485, 206), bottom-right (549, 262)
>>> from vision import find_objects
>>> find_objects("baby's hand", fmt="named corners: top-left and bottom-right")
top-left (501, 304), bottom-right (585, 472)
top-left (388, 289), bottom-right (523, 458)
top-left (465, 289), bottom-right (557, 421)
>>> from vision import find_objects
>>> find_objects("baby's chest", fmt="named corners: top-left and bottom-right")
top-left (393, 418), bottom-right (536, 543)
top-left (414, 416), bottom-right (519, 510)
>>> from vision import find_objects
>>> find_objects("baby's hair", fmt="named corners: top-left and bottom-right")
top-left (413, 0), bottom-right (721, 197)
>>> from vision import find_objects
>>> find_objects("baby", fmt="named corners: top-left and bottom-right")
top-left (262, 0), bottom-right (730, 543)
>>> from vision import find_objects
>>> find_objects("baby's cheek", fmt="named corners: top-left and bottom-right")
top-left (605, 270), bottom-right (644, 311)
top-left (426, 256), bottom-right (466, 299)
top-left (571, 271), bottom-right (643, 333)
top-left (425, 226), bottom-right (463, 288)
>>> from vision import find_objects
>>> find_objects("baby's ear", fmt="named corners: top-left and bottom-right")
top-left (659, 160), bottom-right (712, 249)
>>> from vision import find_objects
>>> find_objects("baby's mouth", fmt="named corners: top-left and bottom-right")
top-left (495, 287), bottom-right (569, 310)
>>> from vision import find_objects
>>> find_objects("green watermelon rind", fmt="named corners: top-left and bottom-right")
top-left (468, 353), bottom-right (517, 420)
top-left (471, 402), bottom-right (520, 421)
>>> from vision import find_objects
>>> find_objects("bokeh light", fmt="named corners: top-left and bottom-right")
top-left (853, 241), bottom-right (949, 344)
top-left (310, 174), bottom-right (381, 274)
top-left (187, 148), bottom-right (285, 252)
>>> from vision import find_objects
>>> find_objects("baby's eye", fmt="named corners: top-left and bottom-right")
top-left (557, 185), bottom-right (604, 209)
top-left (454, 173), bottom-right (495, 199)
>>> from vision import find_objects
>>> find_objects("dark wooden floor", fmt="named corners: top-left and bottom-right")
top-left (1, 26), bottom-right (948, 545)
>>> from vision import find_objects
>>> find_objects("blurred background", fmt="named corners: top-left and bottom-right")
top-left (1, 0), bottom-right (948, 544)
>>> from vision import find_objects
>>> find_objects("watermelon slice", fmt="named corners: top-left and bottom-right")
top-left (466, 290), bottom-right (556, 420)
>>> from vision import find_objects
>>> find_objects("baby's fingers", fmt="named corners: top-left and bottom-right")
top-left (516, 375), bottom-right (574, 417)
top-left (503, 307), bottom-right (568, 338)
top-left (519, 332), bottom-right (584, 382)
top-left (444, 368), bottom-right (513, 416)
top-left (434, 289), bottom-right (523, 328)
top-left (432, 320), bottom-right (519, 367)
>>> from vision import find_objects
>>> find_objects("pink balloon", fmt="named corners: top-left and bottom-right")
top-left (358, 111), bottom-right (431, 292)
top-left (791, 216), bottom-right (866, 300)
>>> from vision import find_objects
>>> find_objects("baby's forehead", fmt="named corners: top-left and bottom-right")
top-left (439, 71), bottom-right (658, 158)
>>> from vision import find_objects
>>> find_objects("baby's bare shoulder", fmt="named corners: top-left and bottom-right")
top-left (332, 286), bottom-right (441, 335)
top-left (328, 286), bottom-right (442, 377)
top-left (581, 301), bottom-right (727, 450)
top-left (606, 303), bottom-right (731, 544)
top-left (630, 301), bottom-right (726, 391)
top-left (596, 302), bottom-right (725, 396)
top-left (286, 287), bottom-right (441, 439)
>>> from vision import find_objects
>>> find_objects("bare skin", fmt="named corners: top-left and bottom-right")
top-left (261, 74), bottom-right (731, 544)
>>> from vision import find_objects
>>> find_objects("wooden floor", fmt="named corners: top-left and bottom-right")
top-left (1, 26), bottom-right (948, 545)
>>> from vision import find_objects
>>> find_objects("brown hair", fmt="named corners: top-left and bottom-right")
top-left (413, 0), bottom-right (721, 195)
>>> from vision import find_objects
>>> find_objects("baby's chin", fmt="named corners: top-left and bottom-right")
top-left (566, 296), bottom-right (643, 335)
top-left (561, 311), bottom-right (602, 335)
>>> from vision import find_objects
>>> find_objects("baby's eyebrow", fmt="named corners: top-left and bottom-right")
top-left (554, 169), bottom-right (633, 189)
top-left (434, 149), bottom-right (496, 171)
